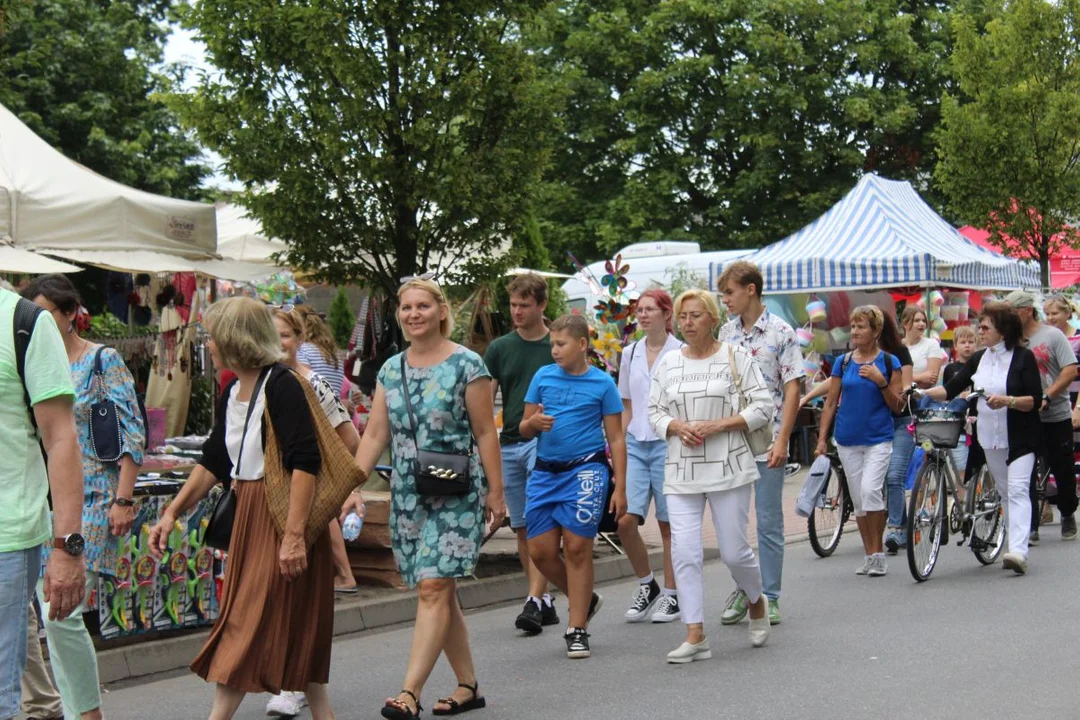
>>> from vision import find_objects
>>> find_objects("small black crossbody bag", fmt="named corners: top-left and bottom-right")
top-left (400, 354), bottom-right (472, 496)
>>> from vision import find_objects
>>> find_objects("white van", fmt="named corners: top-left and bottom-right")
top-left (562, 241), bottom-right (755, 313)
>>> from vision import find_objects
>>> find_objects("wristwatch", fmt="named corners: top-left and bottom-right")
top-left (53, 533), bottom-right (85, 557)
top-left (113, 497), bottom-right (136, 508)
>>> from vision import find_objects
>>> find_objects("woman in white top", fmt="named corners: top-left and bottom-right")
top-left (648, 289), bottom-right (774, 663)
top-left (617, 289), bottom-right (683, 623)
top-left (902, 306), bottom-right (943, 388)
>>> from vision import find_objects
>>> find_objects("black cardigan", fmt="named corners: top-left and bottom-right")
top-left (942, 346), bottom-right (1043, 465)
top-left (198, 364), bottom-right (321, 487)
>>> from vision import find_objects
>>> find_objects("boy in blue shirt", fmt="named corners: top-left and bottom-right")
top-left (520, 314), bottom-right (627, 659)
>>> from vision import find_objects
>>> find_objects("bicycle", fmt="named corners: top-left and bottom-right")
top-left (904, 387), bottom-right (1005, 582)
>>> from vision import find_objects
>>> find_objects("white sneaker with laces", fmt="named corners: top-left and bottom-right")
top-left (855, 555), bottom-right (872, 575)
top-left (267, 691), bottom-right (308, 717)
top-left (651, 594), bottom-right (681, 623)
top-left (867, 553), bottom-right (888, 577)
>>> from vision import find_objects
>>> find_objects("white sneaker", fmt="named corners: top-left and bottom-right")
top-left (267, 691), bottom-right (308, 717)
top-left (666, 637), bottom-right (711, 664)
top-left (867, 553), bottom-right (888, 577)
top-left (855, 555), bottom-right (872, 575)
top-left (749, 616), bottom-right (770, 648)
top-left (1002, 552), bottom-right (1028, 575)
top-left (651, 594), bottom-right (681, 623)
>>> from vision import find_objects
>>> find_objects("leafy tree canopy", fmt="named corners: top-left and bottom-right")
top-left (936, 0), bottom-right (1080, 289)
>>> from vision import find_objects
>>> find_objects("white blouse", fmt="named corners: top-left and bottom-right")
top-left (972, 342), bottom-right (1012, 451)
top-left (225, 381), bottom-right (268, 481)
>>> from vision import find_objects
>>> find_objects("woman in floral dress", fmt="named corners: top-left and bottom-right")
top-left (343, 278), bottom-right (506, 719)
top-left (24, 275), bottom-right (145, 720)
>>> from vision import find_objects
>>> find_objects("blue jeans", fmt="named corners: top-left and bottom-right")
top-left (501, 439), bottom-right (537, 530)
top-left (0, 546), bottom-right (41, 720)
top-left (626, 436), bottom-right (669, 522)
top-left (886, 417), bottom-right (916, 529)
top-left (755, 462), bottom-right (785, 601)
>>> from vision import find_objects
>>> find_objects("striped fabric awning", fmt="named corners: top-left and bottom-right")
top-left (745, 174), bottom-right (1040, 293)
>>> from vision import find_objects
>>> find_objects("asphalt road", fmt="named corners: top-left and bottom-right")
top-left (96, 532), bottom-right (1078, 720)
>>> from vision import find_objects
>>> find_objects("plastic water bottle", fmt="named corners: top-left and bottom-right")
top-left (341, 511), bottom-right (364, 541)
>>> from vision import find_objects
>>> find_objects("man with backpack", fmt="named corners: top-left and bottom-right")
top-left (0, 283), bottom-right (86, 720)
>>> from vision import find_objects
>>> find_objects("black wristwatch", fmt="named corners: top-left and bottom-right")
top-left (53, 533), bottom-right (85, 557)
top-left (113, 497), bottom-right (136, 508)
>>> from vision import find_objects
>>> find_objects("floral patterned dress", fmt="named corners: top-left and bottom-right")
top-left (41, 346), bottom-right (145, 576)
top-left (378, 346), bottom-right (489, 588)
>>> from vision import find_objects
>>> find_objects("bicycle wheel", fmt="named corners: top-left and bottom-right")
top-left (808, 457), bottom-right (847, 558)
top-left (968, 465), bottom-right (1005, 565)
top-left (907, 460), bottom-right (945, 582)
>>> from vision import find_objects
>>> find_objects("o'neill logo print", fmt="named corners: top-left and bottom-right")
top-left (575, 467), bottom-right (605, 525)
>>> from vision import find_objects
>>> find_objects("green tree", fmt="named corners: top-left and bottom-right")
top-left (0, 0), bottom-right (209, 198)
top-left (531, 0), bottom-right (954, 264)
top-left (327, 287), bottom-right (355, 349)
top-left (936, 0), bottom-right (1080, 289)
top-left (173, 0), bottom-right (561, 297)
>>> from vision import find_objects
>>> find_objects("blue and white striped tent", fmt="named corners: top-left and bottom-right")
top-left (744, 174), bottom-right (1040, 293)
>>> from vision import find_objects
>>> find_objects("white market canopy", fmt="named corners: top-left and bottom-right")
top-left (0, 241), bottom-right (81, 274)
top-left (216, 203), bottom-right (289, 266)
top-left (745, 174), bottom-right (1040, 293)
top-left (0, 102), bottom-right (217, 271)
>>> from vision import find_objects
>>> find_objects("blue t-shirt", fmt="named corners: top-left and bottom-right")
top-left (831, 351), bottom-right (901, 446)
top-left (524, 365), bottom-right (623, 462)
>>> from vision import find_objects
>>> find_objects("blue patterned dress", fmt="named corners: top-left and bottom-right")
top-left (41, 346), bottom-right (145, 576)
top-left (378, 346), bottom-right (489, 588)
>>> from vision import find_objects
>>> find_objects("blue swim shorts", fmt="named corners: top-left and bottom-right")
top-left (525, 460), bottom-right (610, 540)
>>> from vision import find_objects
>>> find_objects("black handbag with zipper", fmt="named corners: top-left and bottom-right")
top-left (399, 354), bottom-right (472, 496)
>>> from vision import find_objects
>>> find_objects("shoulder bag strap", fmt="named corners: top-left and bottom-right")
top-left (727, 343), bottom-right (745, 399)
top-left (85, 345), bottom-right (107, 396)
top-left (235, 365), bottom-right (272, 478)
top-left (14, 298), bottom-right (44, 429)
top-left (399, 353), bottom-right (419, 442)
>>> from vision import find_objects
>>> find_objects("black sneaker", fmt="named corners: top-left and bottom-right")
top-left (1063, 514), bottom-right (1077, 541)
top-left (623, 580), bottom-right (661, 622)
top-left (540, 597), bottom-right (560, 626)
top-left (587, 592), bottom-right (604, 623)
top-left (1030, 529), bottom-right (1040, 546)
top-left (515, 599), bottom-right (543, 635)
top-left (564, 627), bottom-right (591, 659)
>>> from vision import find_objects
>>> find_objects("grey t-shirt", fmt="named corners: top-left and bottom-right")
top-left (1027, 323), bottom-right (1078, 422)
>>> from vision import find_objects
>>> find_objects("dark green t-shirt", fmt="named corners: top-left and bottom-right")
top-left (484, 331), bottom-right (553, 445)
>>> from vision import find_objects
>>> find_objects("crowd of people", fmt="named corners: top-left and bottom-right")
top-left (2, 262), bottom-right (1078, 720)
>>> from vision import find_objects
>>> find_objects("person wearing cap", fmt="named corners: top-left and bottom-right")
top-left (1005, 289), bottom-right (1079, 542)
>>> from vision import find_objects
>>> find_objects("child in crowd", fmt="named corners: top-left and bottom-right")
top-left (520, 314), bottom-right (628, 659)
top-left (943, 325), bottom-right (979, 492)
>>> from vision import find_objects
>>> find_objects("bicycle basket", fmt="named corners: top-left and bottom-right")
top-left (913, 408), bottom-right (965, 449)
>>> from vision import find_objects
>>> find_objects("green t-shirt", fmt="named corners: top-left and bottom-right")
top-left (484, 330), bottom-right (553, 445)
top-left (0, 289), bottom-right (75, 552)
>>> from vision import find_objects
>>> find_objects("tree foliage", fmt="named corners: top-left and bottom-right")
top-left (328, 286), bottom-right (354, 349)
top-left (531, 0), bottom-right (953, 265)
top-left (936, 0), bottom-right (1080, 289)
top-left (0, 0), bottom-right (209, 198)
top-left (174, 0), bottom-right (562, 297)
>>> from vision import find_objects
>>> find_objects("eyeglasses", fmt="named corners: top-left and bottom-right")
top-left (400, 272), bottom-right (437, 283)
top-left (636, 306), bottom-right (660, 315)
top-left (268, 303), bottom-right (295, 312)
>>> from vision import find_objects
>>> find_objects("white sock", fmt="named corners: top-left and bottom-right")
top-left (542, 593), bottom-right (554, 606)
top-left (638, 571), bottom-right (655, 585)
top-left (661, 587), bottom-right (677, 597)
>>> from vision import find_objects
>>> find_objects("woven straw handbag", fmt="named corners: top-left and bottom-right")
top-left (263, 369), bottom-right (365, 548)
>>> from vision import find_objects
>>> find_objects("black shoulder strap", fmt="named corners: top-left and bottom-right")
top-left (400, 353), bottom-right (419, 441)
top-left (235, 366), bottom-right (271, 478)
top-left (14, 298), bottom-right (45, 429)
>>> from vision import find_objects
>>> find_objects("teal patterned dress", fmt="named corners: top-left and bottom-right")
top-left (378, 346), bottom-right (489, 588)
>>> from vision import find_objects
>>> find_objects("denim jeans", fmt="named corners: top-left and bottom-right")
top-left (501, 439), bottom-right (538, 530)
top-left (0, 546), bottom-right (41, 720)
top-left (886, 417), bottom-right (916, 529)
top-left (754, 462), bottom-right (786, 601)
top-left (626, 436), bottom-right (669, 522)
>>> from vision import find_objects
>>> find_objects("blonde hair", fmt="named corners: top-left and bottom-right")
top-left (1044, 295), bottom-right (1074, 319)
top-left (851, 305), bottom-right (884, 337)
top-left (674, 289), bottom-right (722, 329)
top-left (272, 308), bottom-right (305, 341)
top-left (204, 297), bottom-right (285, 370)
top-left (398, 278), bottom-right (454, 339)
top-left (550, 313), bottom-right (590, 340)
top-left (953, 325), bottom-right (976, 344)
top-left (293, 305), bottom-right (340, 367)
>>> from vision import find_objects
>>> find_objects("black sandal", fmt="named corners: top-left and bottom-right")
top-left (432, 682), bottom-right (486, 716)
top-left (382, 689), bottom-right (422, 720)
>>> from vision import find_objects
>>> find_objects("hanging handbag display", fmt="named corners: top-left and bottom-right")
top-left (727, 344), bottom-right (774, 457)
top-left (204, 367), bottom-right (270, 552)
top-left (263, 369), bottom-right (366, 548)
top-left (399, 354), bottom-right (472, 496)
top-left (87, 347), bottom-right (124, 463)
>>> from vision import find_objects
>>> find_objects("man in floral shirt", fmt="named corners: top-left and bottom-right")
top-left (718, 261), bottom-right (804, 626)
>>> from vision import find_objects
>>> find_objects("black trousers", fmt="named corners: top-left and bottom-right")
top-left (1042, 418), bottom-right (1078, 519)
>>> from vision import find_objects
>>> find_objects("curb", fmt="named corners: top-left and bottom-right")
top-left (98, 546), bottom-right (706, 685)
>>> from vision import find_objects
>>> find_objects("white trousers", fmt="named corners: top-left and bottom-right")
top-left (982, 449), bottom-right (1034, 559)
top-left (835, 442), bottom-right (892, 517)
top-left (667, 485), bottom-right (762, 625)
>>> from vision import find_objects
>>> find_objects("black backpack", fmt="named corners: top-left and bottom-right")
top-left (13, 297), bottom-right (44, 429)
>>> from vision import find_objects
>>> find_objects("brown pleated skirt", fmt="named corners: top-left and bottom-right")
top-left (190, 480), bottom-right (334, 693)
